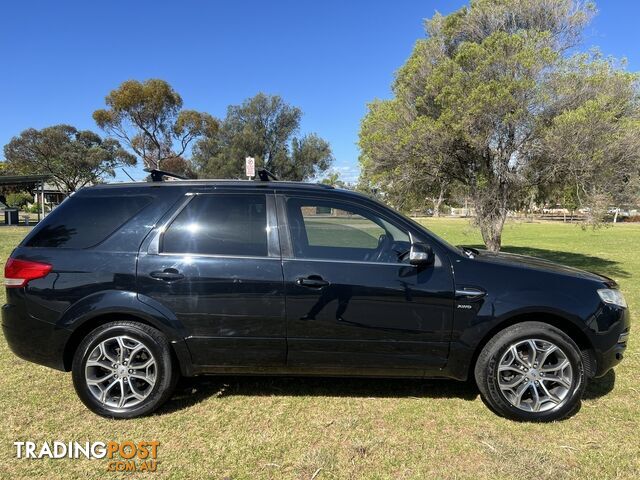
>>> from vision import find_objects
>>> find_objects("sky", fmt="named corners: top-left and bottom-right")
top-left (1, 0), bottom-right (639, 183)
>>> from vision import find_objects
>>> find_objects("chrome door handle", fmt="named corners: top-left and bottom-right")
top-left (150, 269), bottom-right (184, 281)
top-left (455, 287), bottom-right (486, 299)
top-left (296, 276), bottom-right (330, 288)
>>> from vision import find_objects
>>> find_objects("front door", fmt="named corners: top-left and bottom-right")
top-left (137, 191), bottom-right (286, 367)
top-left (280, 195), bottom-right (454, 374)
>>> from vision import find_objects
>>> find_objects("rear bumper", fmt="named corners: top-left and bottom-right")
top-left (1, 302), bottom-right (70, 371)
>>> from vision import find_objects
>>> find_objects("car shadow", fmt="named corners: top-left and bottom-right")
top-left (157, 370), bottom-right (616, 416)
top-left (583, 369), bottom-right (616, 399)
top-left (465, 245), bottom-right (630, 279)
top-left (157, 376), bottom-right (480, 415)
top-left (156, 370), bottom-right (616, 417)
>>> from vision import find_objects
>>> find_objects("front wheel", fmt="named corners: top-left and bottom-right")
top-left (72, 321), bottom-right (178, 418)
top-left (474, 321), bottom-right (586, 422)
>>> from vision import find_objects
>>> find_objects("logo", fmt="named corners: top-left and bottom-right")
top-left (456, 304), bottom-right (472, 309)
top-left (14, 440), bottom-right (159, 472)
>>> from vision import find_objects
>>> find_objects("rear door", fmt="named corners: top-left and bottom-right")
top-left (279, 194), bottom-right (454, 374)
top-left (137, 190), bottom-right (286, 367)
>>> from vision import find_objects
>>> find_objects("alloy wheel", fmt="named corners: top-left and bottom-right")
top-left (497, 338), bottom-right (573, 413)
top-left (84, 335), bottom-right (157, 409)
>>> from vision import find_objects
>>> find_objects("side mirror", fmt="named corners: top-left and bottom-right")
top-left (409, 243), bottom-right (434, 266)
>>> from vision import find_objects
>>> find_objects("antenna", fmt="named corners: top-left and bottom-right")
top-left (121, 168), bottom-right (136, 182)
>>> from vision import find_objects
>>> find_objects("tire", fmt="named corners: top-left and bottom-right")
top-left (474, 321), bottom-right (585, 422)
top-left (72, 321), bottom-right (179, 418)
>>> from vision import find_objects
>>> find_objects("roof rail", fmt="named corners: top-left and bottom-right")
top-left (144, 168), bottom-right (187, 182)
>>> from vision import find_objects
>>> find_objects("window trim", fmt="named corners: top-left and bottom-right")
top-left (278, 193), bottom-right (414, 264)
top-left (283, 257), bottom-right (418, 267)
top-left (154, 192), bottom-right (279, 259)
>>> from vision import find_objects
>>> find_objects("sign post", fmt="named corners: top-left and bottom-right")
top-left (245, 157), bottom-right (255, 179)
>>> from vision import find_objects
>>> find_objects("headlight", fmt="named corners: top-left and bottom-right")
top-left (597, 289), bottom-right (627, 308)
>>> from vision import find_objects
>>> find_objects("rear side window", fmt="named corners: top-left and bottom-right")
top-left (162, 194), bottom-right (268, 257)
top-left (26, 196), bottom-right (152, 249)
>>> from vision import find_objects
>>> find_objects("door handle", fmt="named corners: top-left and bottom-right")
top-left (150, 269), bottom-right (184, 281)
top-left (296, 276), bottom-right (330, 288)
top-left (455, 287), bottom-right (486, 299)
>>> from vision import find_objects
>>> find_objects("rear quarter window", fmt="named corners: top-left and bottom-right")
top-left (25, 195), bottom-right (152, 248)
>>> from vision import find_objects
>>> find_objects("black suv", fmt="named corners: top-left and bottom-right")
top-left (2, 177), bottom-right (630, 421)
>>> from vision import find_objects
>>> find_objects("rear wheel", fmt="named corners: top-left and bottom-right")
top-left (72, 321), bottom-right (178, 418)
top-left (474, 321), bottom-right (585, 422)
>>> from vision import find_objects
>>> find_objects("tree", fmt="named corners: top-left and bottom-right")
top-left (3, 125), bottom-right (136, 193)
top-left (359, 0), bottom-right (640, 251)
top-left (93, 79), bottom-right (217, 170)
top-left (540, 54), bottom-right (640, 224)
top-left (193, 93), bottom-right (333, 180)
top-left (320, 170), bottom-right (347, 188)
top-left (359, 98), bottom-right (454, 216)
top-left (160, 156), bottom-right (197, 179)
top-left (5, 191), bottom-right (33, 209)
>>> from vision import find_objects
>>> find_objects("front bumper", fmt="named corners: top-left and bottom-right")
top-left (591, 306), bottom-right (631, 377)
top-left (1, 302), bottom-right (70, 371)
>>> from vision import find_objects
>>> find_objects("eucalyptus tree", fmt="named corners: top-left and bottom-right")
top-left (193, 93), bottom-right (333, 181)
top-left (4, 124), bottom-right (135, 192)
top-left (93, 79), bottom-right (217, 170)
top-left (360, 0), bottom-right (640, 250)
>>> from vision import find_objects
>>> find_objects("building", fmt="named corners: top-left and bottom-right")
top-left (31, 182), bottom-right (67, 208)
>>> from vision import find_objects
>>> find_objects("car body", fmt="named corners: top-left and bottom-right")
top-left (2, 178), bottom-right (630, 420)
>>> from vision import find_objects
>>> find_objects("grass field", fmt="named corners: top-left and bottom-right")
top-left (0, 219), bottom-right (638, 479)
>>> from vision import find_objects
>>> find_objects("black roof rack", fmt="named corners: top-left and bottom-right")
top-left (256, 168), bottom-right (278, 181)
top-left (141, 167), bottom-right (335, 190)
top-left (144, 168), bottom-right (280, 183)
top-left (144, 168), bottom-right (187, 182)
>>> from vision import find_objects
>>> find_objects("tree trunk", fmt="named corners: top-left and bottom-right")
top-left (432, 184), bottom-right (446, 217)
top-left (477, 203), bottom-right (508, 252)
top-left (480, 214), bottom-right (507, 251)
top-left (432, 202), bottom-right (441, 217)
top-left (472, 168), bottom-right (509, 251)
top-left (527, 193), bottom-right (535, 222)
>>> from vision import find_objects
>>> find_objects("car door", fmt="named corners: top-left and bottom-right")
top-left (137, 190), bottom-right (286, 367)
top-left (279, 194), bottom-right (454, 374)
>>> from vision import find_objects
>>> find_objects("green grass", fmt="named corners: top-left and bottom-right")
top-left (0, 219), bottom-right (638, 479)
top-left (304, 216), bottom-right (383, 248)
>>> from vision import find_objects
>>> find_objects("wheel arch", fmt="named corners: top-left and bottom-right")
top-left (468, 311), bottom-right (596, 381)
top-left (61, 310), bottom-right (193, 376)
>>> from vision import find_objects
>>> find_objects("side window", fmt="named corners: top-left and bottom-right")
top-left (162, 194), bottom-right (268, 257)
top-left (26, 196), bottom-right (152, 248)
top-left (286, 197), bottom-right (410, 263)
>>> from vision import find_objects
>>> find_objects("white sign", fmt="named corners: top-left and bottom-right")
top-left (245, 157), bottom-right (255, 178)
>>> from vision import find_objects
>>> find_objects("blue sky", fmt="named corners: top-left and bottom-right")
top-left (1, 1), bottom-right (639, 183)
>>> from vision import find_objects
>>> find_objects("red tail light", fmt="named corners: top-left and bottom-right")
top-left (4, 258), bottom-right (52, 288)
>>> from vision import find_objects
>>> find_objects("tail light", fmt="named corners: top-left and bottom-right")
top-left (4, 258), bottom-right (52, 288)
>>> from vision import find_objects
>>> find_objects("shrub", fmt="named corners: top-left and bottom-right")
top-left (5, 191), bottom-right (33, 208)
top-left (27, 203), bottom-right (42, 214)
